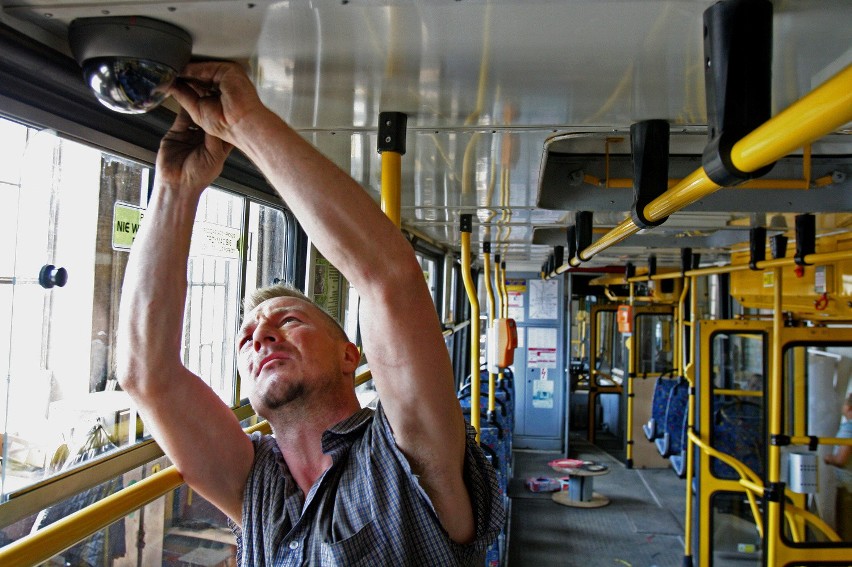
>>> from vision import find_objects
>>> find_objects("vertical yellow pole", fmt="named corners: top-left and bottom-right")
top-left (790, 347), bottom-right (807, 537)
top-left (766, 266), bottom-right (783, 566)
top-left (625, 282), bottom-right (635, 467)
top-left (380, 151), bottom-right (402, 227)
top-left (378, 112), bottom-right (406, 228)
top-left (484, 247), bottom-right (497, 324)
top-left (500, 260), bottom-right (509, 319)
top-left (683, 275), bottom-right (698, 563)
top-left (494, 254), bottom-right (505, 320)
top-left (460, 215), bottom-right (481, 439)
top-left (483, 244), bottom-right (497, 414)
top-left (676, 278), bottom-right (689, 377)
top-left (493, 253), bottom-right (507, 403)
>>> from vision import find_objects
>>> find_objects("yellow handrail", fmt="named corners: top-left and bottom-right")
top-left (460, 228), bottom-right (481, 438)
top-left (568, 248), bottom-right (852, 283)
top-left (681, 274), bottom-right (697, 563)
top-left (483, 250), bottom-right (497, 414)
top-left (687, 429), bottom-right (762, 488)
top-left (354, 368), bottom-right (372, 387)
top-left (767, 267), bottom-right (784, 566)
top-left (566, 64), bottom-right (852, 267)
top-left (0, 468), bottom-right (186, 567)
top-left (380, 151), bottom-right (402, 228)
top-left (783, 503), bottom-right (842, 543)
top-left (688, 430), bottom-right (765, 537)
top-left (0, 420), bottom-right (271, 567)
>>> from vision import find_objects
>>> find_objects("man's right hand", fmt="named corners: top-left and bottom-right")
top-left (169, 61), bottom-right (271, 148)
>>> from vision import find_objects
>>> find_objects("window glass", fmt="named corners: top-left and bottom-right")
top-left (183, 188), bottom-right (245, 404)
top-left (0, 116), bottom-right (292, 504)
top-left (635, 313), bottom-right (674, 375)
top-left (710, 491), bottom-right (762, 565)
top-left (1, 124), bottom-right (117, 502)
top-left (3, 454), bottom-right (240, 566)
top-left (416, 253), bottom-right (438, 306)
top-left (239, 203), bottom-right (292, 402)
top-left (611, 329), bottom-right (627, 385)
top-left (781, 344), bottom-right (851, 544)
top-left (0, 117), bottom-right (26, 186)
top-left (708, 331), bottom-right (765, 482)
top-left (244, 202), bottom-right (290, 297)
top-left (710, 332), bottom-right (764, 392)
top-left (593, 309), bottom-right (616, 383)
top-left (343, 283), bottom-right (361, 345)
top-left (448, 263), bottom-right (459, 324)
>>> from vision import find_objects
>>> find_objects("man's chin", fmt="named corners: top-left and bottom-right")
top-left (255, 382), bottom-right (306, 414)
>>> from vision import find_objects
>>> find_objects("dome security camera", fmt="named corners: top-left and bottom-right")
top-left (68, 16), bottom-right (192, 114)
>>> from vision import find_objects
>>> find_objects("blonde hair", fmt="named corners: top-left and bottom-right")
top-left (242, 283), bottom-right (348, 341)
top-left (243, 283), bottom-right (311, 314)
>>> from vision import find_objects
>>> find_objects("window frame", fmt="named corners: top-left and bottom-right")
top-left (0, 100), bottom-right (293, 527)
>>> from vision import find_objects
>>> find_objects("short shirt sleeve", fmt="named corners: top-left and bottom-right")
top-left (368, 404), bottom-right (506, 562)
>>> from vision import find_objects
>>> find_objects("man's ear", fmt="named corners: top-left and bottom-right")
top-left (341, 342), bottom-right (360, 374)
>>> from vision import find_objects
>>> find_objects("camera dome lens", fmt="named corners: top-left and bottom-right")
top-left (83, 57), bottom-right (177, 114)
top-left (69, 16), bottom-right (192, 114)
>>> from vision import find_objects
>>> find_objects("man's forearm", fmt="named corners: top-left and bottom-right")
top-left (117, 183), bottom-right (201, 391)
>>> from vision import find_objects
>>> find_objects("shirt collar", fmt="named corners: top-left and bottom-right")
top-left (321, 406), bottom-right (375, 456)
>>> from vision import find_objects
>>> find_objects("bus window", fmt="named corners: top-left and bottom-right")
top-left (183, 188), bottom-right (244, 405)
top-left (218, 202), bottom-right (293, 405)
top-left (594, 309), bottom-right (617, 384)
top-left (416, 252), bottom-right (439, 307)
top-left (449, 262), bottom-right (459, 324)
top-left (343, 283), bottom-right (361, 346)
top-left (711, 332), bottom-right (765, 392)
top-left (707, 331), bottom-right (767, 562)
top-left (1, 122), bottom-right (127, 501)
top-left (635, 313), bottom-right (674, 375)
top-left (782, 344), bottom-right (851, 544)
top-left (0, 116), bottom-right (292, 502)
top-left (244, 203), bottom-right (291, 297)
top-left (708, 331), bottom-right (766, 481)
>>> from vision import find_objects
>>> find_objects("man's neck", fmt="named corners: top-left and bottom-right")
top-left (270, 401), bottom-right (360, 496)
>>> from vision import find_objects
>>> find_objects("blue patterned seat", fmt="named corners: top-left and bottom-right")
top-left (712, 399), bottom-right (764, 479)
top-left (643, 373), bottom-right (678, 441)
top-left (655, 378), bottom-right (689, 457)
top-left (669, 409), bottom-right (689, 478)
top-left (460, 390), bottom-right (513, 484)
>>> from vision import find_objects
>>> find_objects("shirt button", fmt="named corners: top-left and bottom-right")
top-left (289, 540), bottom-right (300, 550)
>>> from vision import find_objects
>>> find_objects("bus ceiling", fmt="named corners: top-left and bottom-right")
top-left (1, 0), bottom-right (849, 270)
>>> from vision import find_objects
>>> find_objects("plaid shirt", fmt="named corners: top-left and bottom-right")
top-left (230, 403), bottom-right (505, 566)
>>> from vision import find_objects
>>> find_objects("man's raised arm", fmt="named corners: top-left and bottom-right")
top-left (116, 109), bottom-right (253, 524)
top-left (170, 61), bottom-right (475, 543)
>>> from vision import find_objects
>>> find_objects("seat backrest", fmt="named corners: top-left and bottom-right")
top-left (670, 409), bottom-right (690, 477)
top-left (712, 398), bottom-right (764, 479)
top-left (663, 379), bottom-right (689, 454)
top-left (649, 373), bottom-right (679, 439)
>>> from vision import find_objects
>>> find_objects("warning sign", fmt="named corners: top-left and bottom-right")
top-left (527, 327), bottom-right (557, 368)
top-left (112, 203), bottom-right (240, 259)
top-left (190, 222), bottom-right (241, 259)
top-left (112, 202), bottom-right (145, 251)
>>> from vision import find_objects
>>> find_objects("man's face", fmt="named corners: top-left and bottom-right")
top-left (236, 296), bottom-right (350, 415)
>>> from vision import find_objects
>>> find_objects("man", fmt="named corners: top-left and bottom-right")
top-left (116, 61), bottom-right (503, 565)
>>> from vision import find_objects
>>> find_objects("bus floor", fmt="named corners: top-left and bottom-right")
top-left (507, 435), bottom-right (687, 567)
